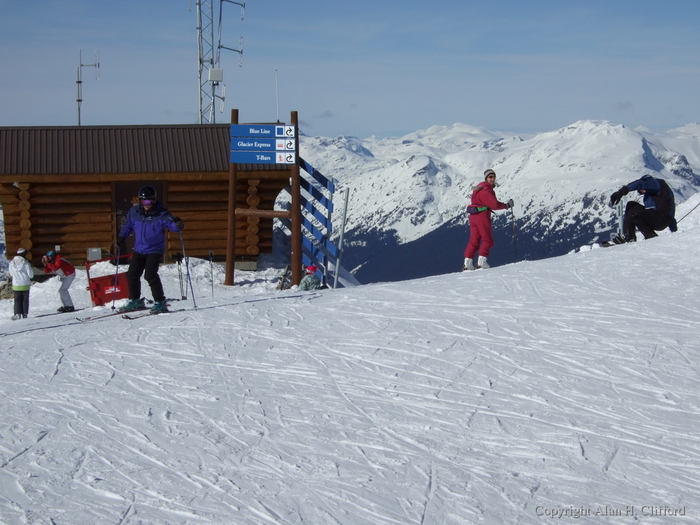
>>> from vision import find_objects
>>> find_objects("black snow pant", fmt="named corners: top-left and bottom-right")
top-left (14, 290), bottom-right (29, 317)
top-left (623, 201), bottom-right (671, 240)
top-left (127, 252), bottom-right (165, 303)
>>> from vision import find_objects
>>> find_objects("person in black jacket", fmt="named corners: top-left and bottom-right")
top-left (609, 175), bottom-right (676, 243)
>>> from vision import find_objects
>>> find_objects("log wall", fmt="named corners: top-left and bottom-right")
top-left (1, 171), bottom-right (291, 267)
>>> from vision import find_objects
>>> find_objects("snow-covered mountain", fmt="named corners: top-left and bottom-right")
top-left (301, 120), bottom-right (700, 283)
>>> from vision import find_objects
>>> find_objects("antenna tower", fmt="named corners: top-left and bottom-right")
top-left (196, 0), bottom-right (245, 124)
top-left (76, 49), bottom-right (100, 126)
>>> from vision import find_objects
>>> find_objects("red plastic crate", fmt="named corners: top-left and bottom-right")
top-left (85, 255), bottom-right (131, 306)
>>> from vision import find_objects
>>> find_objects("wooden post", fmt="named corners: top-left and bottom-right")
top-left (224, 109), bottom-right (238, 285)
top-left (290, 111), bottom-right (303, 285)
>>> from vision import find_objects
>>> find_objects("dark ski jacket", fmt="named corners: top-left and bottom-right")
top-left (119, 201), bottom-right (181, 255)
top-left (626, 175), bottom-right (675, 219)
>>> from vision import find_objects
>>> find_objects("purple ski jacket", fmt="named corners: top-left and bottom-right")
top-left (119, 202), bottom-right (181, 255)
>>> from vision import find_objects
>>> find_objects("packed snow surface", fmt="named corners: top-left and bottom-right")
top-left (1, 196), bottom-right (700, 524)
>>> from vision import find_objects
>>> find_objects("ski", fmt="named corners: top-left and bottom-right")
top-left (76, 307), bottom-right (150, 322)
top-left (121, 308), bottom-right (185, 320)
top-left (34, 308), bottom-right (87, 318)
top-left (276, 265), bottom-right (292, 290)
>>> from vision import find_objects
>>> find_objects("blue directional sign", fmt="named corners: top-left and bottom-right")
top-left (230, 124), bottom-right (297, 164)
top-left (230, 124), bottom-right (296, 138)
top-left (230, 138), bottom-right (296, 151)
top-left (229, 150), bottom-right (297, 165)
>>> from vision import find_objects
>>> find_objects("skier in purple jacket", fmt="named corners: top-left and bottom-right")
top-left (117, 186), bottom-right (183, 313)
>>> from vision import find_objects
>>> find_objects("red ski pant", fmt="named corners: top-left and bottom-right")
top-left (464, 212), bottom-right (494, 259)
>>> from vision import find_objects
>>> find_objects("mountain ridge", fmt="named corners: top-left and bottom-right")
top-left (300, 119), bottom-right (700, 282)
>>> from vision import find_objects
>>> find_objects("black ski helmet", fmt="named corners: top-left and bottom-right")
top-left (138, 185), bottom-right (157, 200)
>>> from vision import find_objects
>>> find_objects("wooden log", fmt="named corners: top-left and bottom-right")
top-left (33, 232), bottom-right (112, 244)
top-left (167, 239), bottom-right (229, 251)
top-left (32, 223), bottom-right (113, 234)
top-left (30, 193), bottom-right (112, 204)
top-left (20, 238), bottom-right (33, 250)
top-left (18, 200), bottom-right (31, 211)
top-left (168, 193), bottom-right (229, 203)
top-left (235, 230), bottom-right (272, 241)
top-left (234, 188), bottom-right (284, 200)
top-left (163, 201), bottom-right (228, 211)
top-left (19, 190), bottom-right (30, 200)
top-left (28, 183), bottom-right (112, 195)
top-left (30, 213), bottom-right (111, 224)
top-left (165, 211), bottom-right (228, 222)
top-left (20, 230), bottom-right (32, 239)
top-left (30, 203), bottom-right (109, 214)
top-left (235, 209), bottom-right (291, 219)
top-left (168, 182), bottom-right (228, 193)
top-left (21, 210), bottom-right (30, 219)
top-left (0, 184), bottom-right (20, 195)
top-left (0, 204), bottom-right (21, 216)
top-left (20, 219), bottom-right (32, 229)
top-left (246, 195), bottom-right (261, 207)
top-left (17, 183), bottom-right (30, 191)
top-left (2, 215), bottom-right (21, 225)
top-left (171, 230), bottom-right (227, 241)
top-left (167, 239), bottom-right (272, 252)
top-left (173, 220), bottom-right (229, 231)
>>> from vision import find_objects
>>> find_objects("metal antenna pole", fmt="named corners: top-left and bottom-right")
top-left (76, 49), bottom-right (99, 126)
top-left (196, 0), bottom-right (215, 124)
top-left (197, 0), bottom-right (244, 124)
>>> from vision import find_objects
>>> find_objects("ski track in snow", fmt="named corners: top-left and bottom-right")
top-left (1, 227), bottom-right (700, 523)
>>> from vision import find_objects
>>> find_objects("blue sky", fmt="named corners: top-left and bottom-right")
top-left (1, 0), bottom-right (700, 138)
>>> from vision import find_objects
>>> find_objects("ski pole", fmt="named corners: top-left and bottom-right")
top-left (179, 232), bottom-right (197, 310)
top-left (111, 246), bottom-right (121, 310)
top-left (677, 200), bottom-right (700, 225)
top-left (173, 253), bottom-right (186, 300)
top-left (208, 250), bottom-right (214, 297)
top-left (510, 207), bottom-right (519, 262)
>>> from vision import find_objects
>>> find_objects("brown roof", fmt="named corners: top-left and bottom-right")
top-left (0, 124), bottom-right (233, 174)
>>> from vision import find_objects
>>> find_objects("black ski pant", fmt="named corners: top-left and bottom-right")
top-left (127, 252), bottom-right (165, 303)
top-left (623, 201), bottom-right (671, 239)
top-left (14, 290), bottom-right (29, 317)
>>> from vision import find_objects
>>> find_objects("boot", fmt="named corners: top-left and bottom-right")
top-left (477, 256), bottom-right (490, 269)
top-left (118, 298), bottom-right (145, 313)
top-left (57, 306), bottom-right (75, 313)
top-left (11, 314), bottom-right (21, 321)
top-left (150, 301), bottom-right (169, 314)
top-left (462, 258), bottom-right (475, 271)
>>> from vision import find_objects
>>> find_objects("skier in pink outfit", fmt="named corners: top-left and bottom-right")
top-left (463, 169), bottom-right (513, 270)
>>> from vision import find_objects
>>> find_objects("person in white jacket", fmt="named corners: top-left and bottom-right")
top-left (8, 248), bottom-right (33, 320)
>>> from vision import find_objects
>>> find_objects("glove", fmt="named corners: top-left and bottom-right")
top-left (41, 256), bottom-right (48, 265)
top-left (505, 198), bottom-right (514, 209)
top-left (173, 217), bottom-right (184, 231)
top-left (116, 236), bottom-right (126, 249)
top-left (610, 186), bottom-right (629, 206)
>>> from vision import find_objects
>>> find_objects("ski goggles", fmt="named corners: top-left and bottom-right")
top-left (140, 199), bottom-right (154, 206)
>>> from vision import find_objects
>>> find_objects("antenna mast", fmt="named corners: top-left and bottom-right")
top-left (76, 49), bottom-right (100, 126)
top-left (196, 0), bottom-right (245, 124)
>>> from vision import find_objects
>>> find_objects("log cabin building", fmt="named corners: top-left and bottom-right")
top-left (0, 124), bottom-right (292, 268)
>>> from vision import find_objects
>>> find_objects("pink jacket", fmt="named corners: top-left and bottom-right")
top-left (470, 181), bottom-right (508, 215)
